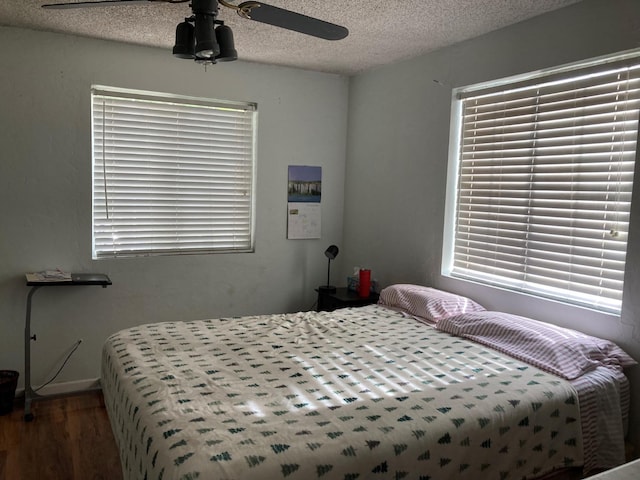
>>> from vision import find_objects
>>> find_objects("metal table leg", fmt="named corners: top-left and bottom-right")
top-left (24, 285), bottom-right (42, 421)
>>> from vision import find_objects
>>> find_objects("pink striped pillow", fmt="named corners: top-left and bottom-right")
top-left (437, 311), bottom-right (637, 380)
top-left (378, 284), bottom-right (485, 324)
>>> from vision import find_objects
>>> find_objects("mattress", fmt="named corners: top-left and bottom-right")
top-left (101, 305), bottom-right (627, 480)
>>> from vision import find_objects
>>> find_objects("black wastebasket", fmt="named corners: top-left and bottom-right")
top-left (0, 370), bottom-right (19, 415)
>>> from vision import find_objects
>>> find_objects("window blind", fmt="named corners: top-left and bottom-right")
top-left (92, 87), bottom-right (257, 258)
top-left (451, 60), bottom-right (640, 314)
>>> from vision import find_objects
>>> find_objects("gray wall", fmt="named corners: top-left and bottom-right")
top-left (0, 27), bottom-right (348, 388)
top-left (342, 0), bottom-right (640, 452)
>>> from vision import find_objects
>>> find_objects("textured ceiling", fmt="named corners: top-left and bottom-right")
top-left (0, 0), bottom-right (583, 75)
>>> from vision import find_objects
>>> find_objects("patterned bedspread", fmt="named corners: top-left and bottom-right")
top-left (101, 305), bottom-right (583, 480)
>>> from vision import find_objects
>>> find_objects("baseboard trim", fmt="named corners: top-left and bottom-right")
top-left (15, 378), bottom-right (101, 397)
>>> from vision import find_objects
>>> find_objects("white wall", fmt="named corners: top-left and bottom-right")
top-left (343, 0), bottom-right (640, 452)
top-left (0, 27), bottom-right (348, 388)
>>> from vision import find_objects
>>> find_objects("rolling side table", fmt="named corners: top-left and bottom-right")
top-left (316, 287), bottom-right (379, 312)
top-left (24, 273), bottom-right (111, 421)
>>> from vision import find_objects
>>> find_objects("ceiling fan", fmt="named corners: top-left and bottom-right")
top-left (41, 0), bottom-right (349, 65)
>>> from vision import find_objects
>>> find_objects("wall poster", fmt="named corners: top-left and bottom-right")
top-left (287, 165), bottom-right (322, 239)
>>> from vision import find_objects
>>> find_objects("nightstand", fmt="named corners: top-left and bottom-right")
top-left (316, 287), bottom-right (379, 312)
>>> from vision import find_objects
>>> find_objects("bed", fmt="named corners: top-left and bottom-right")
top-left (101, 285), bottom-right (636, 480)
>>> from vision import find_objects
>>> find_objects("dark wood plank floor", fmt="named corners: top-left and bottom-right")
top-left (0, 391), bottom-right (122, 480)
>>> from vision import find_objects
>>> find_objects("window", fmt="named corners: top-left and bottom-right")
top-left (92, 86), bottom-right (257, 258)
top-left (443, 52), bottom-right (640, 314)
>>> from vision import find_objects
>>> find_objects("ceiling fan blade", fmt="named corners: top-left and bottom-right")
top-left (42, 0), bottom-right (162, 9)
top-left (237, 2), bottom-right (348, 41)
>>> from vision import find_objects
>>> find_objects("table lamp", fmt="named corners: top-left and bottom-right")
top-left (318, 245), bottom-right (339, 293)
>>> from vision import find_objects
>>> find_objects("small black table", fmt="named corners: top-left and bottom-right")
top-left (24, 273), bottom-right (111, 421)
top-left (316, 287), bottom-right (379, 312)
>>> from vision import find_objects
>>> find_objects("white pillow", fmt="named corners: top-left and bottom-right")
top-left (378, 284), bottom-right (485, 324)
top-left (437, 311), bottom-right (637, 379)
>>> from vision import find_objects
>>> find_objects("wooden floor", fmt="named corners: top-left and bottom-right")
top-left (0, 391), bottom-right (122, 480)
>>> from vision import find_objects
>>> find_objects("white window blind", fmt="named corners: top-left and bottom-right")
top-left (92, 87), bottom-right (257, 259)
top-left (448, 56), bottom-right (640, 314)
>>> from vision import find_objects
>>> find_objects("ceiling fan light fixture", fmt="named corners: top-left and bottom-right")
top-left (172, 20), bottom-right (195, 59)
top-left (215, 24), bottom-right (238, 62)
top-left (194, 13), bottom-right (220, 59)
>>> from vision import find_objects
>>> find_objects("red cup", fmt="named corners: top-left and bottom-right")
top-left (358, 269), bottom-right (371, 298)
